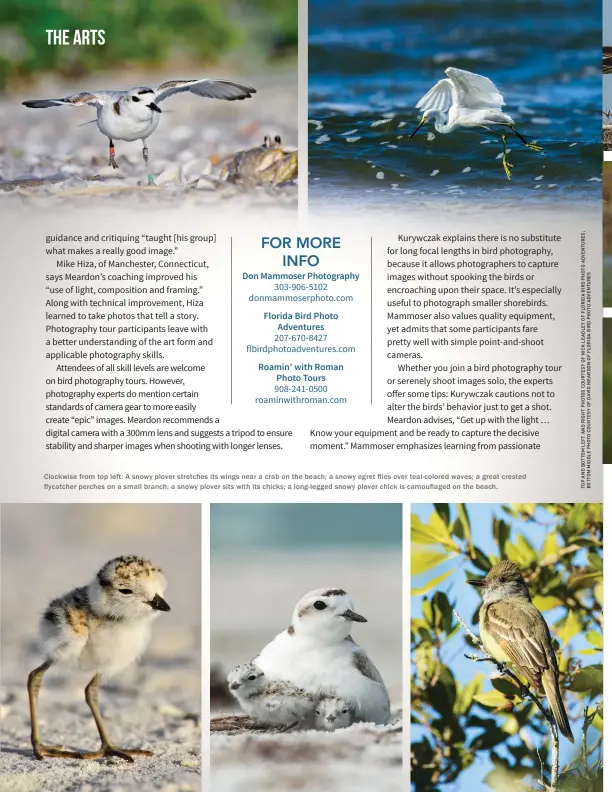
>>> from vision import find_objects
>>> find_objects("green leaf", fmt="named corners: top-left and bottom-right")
top-left (428, 666), bottom-right (458, 716)
top-left (504, 533), bottom-right (537, 566)
top-left (411, 567), bottom-right (454, 595)
top-left (493, 519), bottom-right (510, 557)
top-left (456, 504), bottom-right (472, 548)
top-left (586, 631), bottom-right (603, 649)
top-left (491, 677), bottom-right (521, 699)
top-left (566, 503), bottom-right (588, 534)
top-left (455, 673), bottom-right (484, 715)
top-left (432, 591), bottom-right (454, 634)
top-left (569, 570), bottom-right (603, 591)
top-left (473, 689), bottom-right (511, 709)
top-left (531, 595), bottom-right (562, 611)
top-left (588, 551), bottom-right (603, 571)
top-left (569, 665), bottom-right (603, 694)
top-left (452, 516), bottom-right (465, 540)
top-left (410, 514), bottom-right (457, 550)
top-left (542, 530), bottom-right (558, 560)
top-left (556, 609), bottom-right (581, 646)
top-left (433, 503), bottom-right (450, 525)
top-left (412, 547), bottom-right (455, 574)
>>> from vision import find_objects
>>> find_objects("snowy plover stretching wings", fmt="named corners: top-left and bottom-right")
top-left (23, 78), bottom-right (256, 184)
top-left (255, 588), bottom-right (391, 725)
top-left (227, 663), bottom-right (316, 726)
top-left (27, 556), bottom-right (170, 762)
top-left (314, 696), bottom-right (354, 731)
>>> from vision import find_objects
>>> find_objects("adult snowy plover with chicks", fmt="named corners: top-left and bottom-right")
top-left (27, 556), bottom-right (170, 762)
top-left (255, 588), bottom-right (390, 725)
top-left (23, 78), bottom-right (256, 184)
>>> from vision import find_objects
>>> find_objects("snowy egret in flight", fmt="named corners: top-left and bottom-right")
top-left (408, 67), bottom-right (543, 179)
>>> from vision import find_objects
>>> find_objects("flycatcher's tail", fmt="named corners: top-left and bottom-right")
top-left (542, 669), bottom-right (574, 742)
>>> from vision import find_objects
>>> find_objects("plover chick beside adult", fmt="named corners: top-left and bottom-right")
top-left (28, 556), bottom-right (170, 762)
top-left (227, 663), bottom-right (316, 726)
top-left (314, 696), bottom-right (354, 731)
top-left (255, 588), bottom-right (391, 725)
top-left (23, 78), bottom-right (256, 184)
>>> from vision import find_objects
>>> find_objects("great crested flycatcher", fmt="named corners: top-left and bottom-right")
top-left (467, 559), bottom-right (574, 742)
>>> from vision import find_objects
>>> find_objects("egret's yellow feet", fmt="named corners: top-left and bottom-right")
top-left (500, 134), bottom-right (513, 180)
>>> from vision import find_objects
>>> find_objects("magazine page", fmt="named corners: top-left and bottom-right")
top-left (0, 2), bottom-right (605, 792)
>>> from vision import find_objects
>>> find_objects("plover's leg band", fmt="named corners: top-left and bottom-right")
top-left (108, 139), bottom-right (118, 169)
top-left (28, 660), bottom-right (83, 759)
top-left (141, 139), bottom-right (155, 186)
top-left (80, 674), bottom-right (154, 762)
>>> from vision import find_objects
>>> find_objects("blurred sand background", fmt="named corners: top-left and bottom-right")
top-left (0, 503), bottom-right (201, 792)
top-left (210, 503), bottom-right (403, 792)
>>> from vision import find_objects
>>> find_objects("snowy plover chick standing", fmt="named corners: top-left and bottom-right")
top-left (27, 556), bottom-right (170, 762)
top-left (227, 663), bottom-right (316, 726)
top-left (255, 588), bottom-right (390, 725)
top-left (23, 78), bottom-right (256, 184)
top-left (314, 696), bottom-right (354, 731)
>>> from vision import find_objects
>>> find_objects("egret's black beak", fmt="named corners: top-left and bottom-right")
top-left (342, 608), bottom-right (367, 623)
top-left (148, 102), bottom-right (162, 113)
top-left (408, 114), bottom-right (428, 140)
top-left (149, 593), bottom-right (171, 611)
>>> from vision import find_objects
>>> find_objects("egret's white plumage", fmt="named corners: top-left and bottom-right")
top-left (416, 68), bottom-right (512, 132)
top-left (409, 67), bottom-right (542, 178)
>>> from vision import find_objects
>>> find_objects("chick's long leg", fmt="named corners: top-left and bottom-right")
top-left (80, 674), bottom-right (153, 762)
top-left (28, 661), bottom-right (84, 759)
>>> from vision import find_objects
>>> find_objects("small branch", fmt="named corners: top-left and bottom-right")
top-left (582, 706), bottom-right (590, 779)
top-left (453, 608), bottom-right (560, 792)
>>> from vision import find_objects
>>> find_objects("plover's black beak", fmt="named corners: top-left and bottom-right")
top-left (149, 593), bottom-right (171, 611)
top-left (342, 608), bottom-right (367, 623)
top-left (148, 102), bottom-right (162, 113)
top-left (229, 682), bottom-right (240, 690)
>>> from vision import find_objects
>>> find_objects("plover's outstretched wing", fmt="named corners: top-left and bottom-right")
top-left (23, 91), bottom-right (122, 109)
top-left (154, 79), bottom-right (256, 104)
